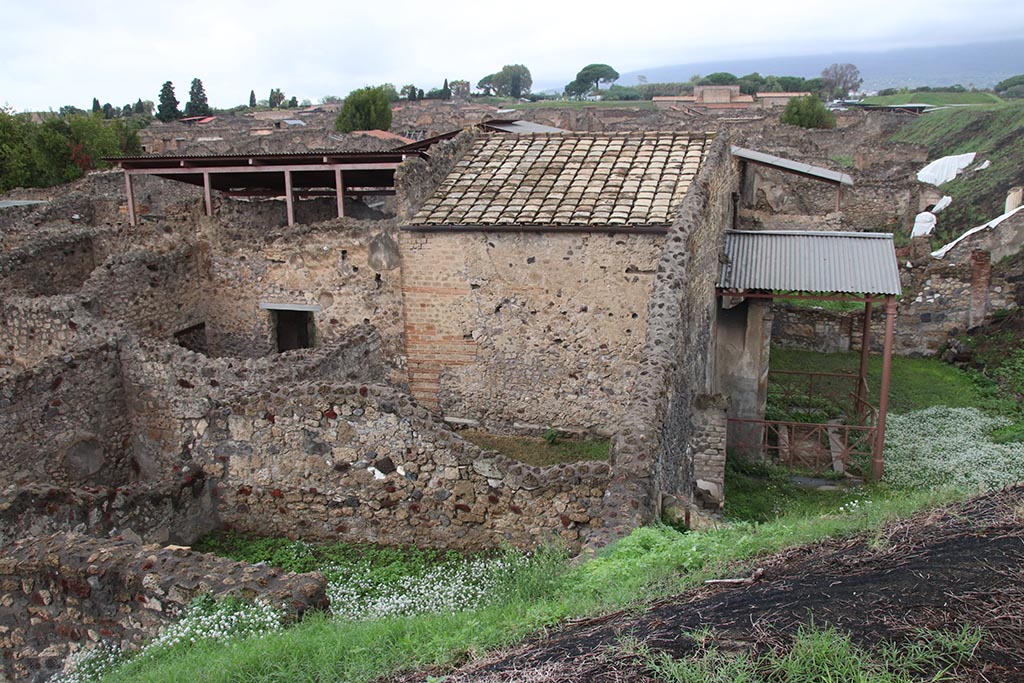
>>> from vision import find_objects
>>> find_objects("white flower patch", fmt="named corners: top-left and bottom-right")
top-left (885, 407), bottom-right (1024, 490)
top-left (48, 641), bottom-right (122, 683)
top-left (326, 553), bottom-right (527, 620)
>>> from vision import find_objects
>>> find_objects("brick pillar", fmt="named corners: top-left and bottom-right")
top-left (969, 250), bottom-right (991, 328)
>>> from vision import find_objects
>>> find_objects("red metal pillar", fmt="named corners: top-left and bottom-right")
top-left (872, 295), bottom-right (897, 481)
top-left (284, 170), bottom-right (295, 227)
top-left (335, 169), bottom-right (345, 219)
top-left (855, 299), bottom-right (873, 420)
top-left (124, 171), bottom-right (137, 227)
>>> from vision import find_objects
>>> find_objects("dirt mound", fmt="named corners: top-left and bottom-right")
top-left (391, 487), bottom-right (1024, 682)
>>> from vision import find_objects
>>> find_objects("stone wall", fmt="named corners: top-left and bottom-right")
top-left (394, 130), bottom-right (479, 219)
top-left (400, 230), bottom-right (663, 433)
top-left (0, 295), bottom-right (101, 370)
top-left (79, 244), bottom-right (205, 342)
top-left (594, 135), bottom-right (736, 544)
top-left (191, 381), bottom-right (610, 551)
top-left (0, 343), bottom-right (133, 489)
top-left (0, 533), bottom-right (327, 683)
top-left (0, 232), bottom-right (96, 296)
top-left (0, 475), bottom-right (217, 549)
top-left (204, 221), bottom-right (405, 366)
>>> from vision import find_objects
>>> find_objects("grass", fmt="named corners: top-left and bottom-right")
top-left (768, 346), bottom-right (998, 415)
top-left (863, 91), bottom-right (1003, 106)
top-left (95, 486), bottom-right (959, 683)
top-left (889, 101), bottom-right (1024, 243)
top-left (458, 429), bottom-right (609, 466)
top-left (724, 456), bottom-right (854, 523)
top-left (640, 624), bottom-right (981, 683)
top-left (508, 99), bottom-right (656, 110)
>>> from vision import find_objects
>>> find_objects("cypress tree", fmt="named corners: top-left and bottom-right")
top-left (185, 78), bottom-right (211, 117)
top-left (156, 81), bottom-right (180, 122)
top-left (249, 90), bottom-right (257, 108)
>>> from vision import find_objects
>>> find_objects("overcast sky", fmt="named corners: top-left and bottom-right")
top-left (3, 0), bottom-right (1023, 111)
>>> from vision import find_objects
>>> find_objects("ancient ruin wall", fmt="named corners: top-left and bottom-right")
top-left (0, 232), bottom-right (96, 296)
top-left (203, 223), bottom-right (405, 365)
top-left (0, 534), bottom-right (327, 683)
top-left (0, 343), bottom-right (133, 489)
top-left (594, 136), bottom-right (736, 543)
top-left (78, 244), bottom-right (205, 342)
top-left (394, 130), bottom-right (480, 219)
top-left (401, 230), bottom-right (663, 432)
top-left (191, 382), bottom-right (610, 551)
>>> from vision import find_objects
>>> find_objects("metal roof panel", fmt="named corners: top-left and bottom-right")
top-left (719, 230), bottom-right (901, 295)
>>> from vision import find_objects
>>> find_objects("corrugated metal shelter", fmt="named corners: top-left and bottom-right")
top-left (731, 145), bottom-right (852, 212)
top-left (716, 229), bottom-right (901, 481)
top-left (719, 230), bottom-right (900, 295)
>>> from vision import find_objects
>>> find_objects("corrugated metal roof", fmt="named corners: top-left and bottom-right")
top-left (731, 145), bottom-right (853, 186)
top-left (719, 230), bottom-right (901, 295)
top-left (481, 120), bottom-right (567, 133)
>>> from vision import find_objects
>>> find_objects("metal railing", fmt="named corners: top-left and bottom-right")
top-left (730, 370), bottom-right (878, 472)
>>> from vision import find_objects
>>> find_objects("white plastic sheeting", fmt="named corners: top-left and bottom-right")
top-left (932, 196), bottom-right (953, 213)
top-left (917, 152), bottom-right (976, 185)
top-left (912, 211), bottom-right (937, 237)
top-left (931, 205), bottom-right (1024, 259)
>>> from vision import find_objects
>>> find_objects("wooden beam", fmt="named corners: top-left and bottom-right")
top-left (284, 170), bottom-right (295, 227)
top-left (335, 168), bottom-right (345, 218)
top-left (126, 162), bottom-right (401, 175)
top-left (202, 171), bottom-right (213, 216)
top-left (124, 171), bottom-right (137, 227)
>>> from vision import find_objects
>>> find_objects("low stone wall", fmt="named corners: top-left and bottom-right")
top-left (192, 381), bottom-right (610, 551)
top-left (0, 343), bottom-right (133, 489)
top-left (0, 474), bottom-right (217, 549)
top-left (0, 533), bottom-right (327, 683)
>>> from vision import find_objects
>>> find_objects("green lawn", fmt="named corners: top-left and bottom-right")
top-left (863, 92), bottom-right (1003, 106)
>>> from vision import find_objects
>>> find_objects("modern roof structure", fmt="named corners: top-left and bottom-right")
top-left (718, 230), bottom-right (901, 296)
top-left (407, 132), bottom-right (714, 230)
top-left (731, 146), bottom-right (853, 186)
top-left (105, 150), bottom-right (423, 226)
top-left (480, 120), bottom-right (566, 134)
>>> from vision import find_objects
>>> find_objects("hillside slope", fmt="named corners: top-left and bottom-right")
top-left (890, 102), bottom-right (1024, 242)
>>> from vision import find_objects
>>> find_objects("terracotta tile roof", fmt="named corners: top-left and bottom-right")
top-left (410, 132), bottom-right (715, 228)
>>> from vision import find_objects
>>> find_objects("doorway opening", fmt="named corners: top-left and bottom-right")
top-left (274, 309), bottom-right (315, 352)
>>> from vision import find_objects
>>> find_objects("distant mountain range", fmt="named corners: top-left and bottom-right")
top-left (614, 40), bottom-right (1024, 92)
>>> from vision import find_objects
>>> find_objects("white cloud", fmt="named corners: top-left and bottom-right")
top-left (3, 0), bottom-right (1022, 111)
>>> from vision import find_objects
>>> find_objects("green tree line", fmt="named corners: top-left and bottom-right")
top-left (0, 109), bottom-right (143, 192)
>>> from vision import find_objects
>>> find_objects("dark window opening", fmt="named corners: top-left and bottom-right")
top-left (274, 310), bottom-right (315, 352)
top-left (174, 322), bottom-right (208, 355)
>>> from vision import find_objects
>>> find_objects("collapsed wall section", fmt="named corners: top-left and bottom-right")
top-left (0, 534), bottom-right (327, 683)
top-left (400, 230), bottom-right (662, 432)
top-left (595, 136), bottom-right (736, 543)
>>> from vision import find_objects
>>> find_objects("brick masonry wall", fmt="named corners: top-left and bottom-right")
top-left (0, 533), bottom-right (327, 683)
top-left (593, 136), bottom-right (737, 545)
top-left (400, 230), bottom-right (662, 433)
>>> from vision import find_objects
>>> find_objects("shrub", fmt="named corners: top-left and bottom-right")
top-left (335, 86), bottom-right (393, 133)
top-left (780, 95), bottom-right (836, 129)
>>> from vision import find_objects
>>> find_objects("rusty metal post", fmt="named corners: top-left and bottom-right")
top-left (335, 169), bottom-right (345, 218)
top-left (855, 299), bottom-right (873, 421)
top-left (284, 169), bottom-right (295, 227)
top-left (872, 295), bottom-right (897, 481)
top-left (124, 171), bottom-right (136, 226)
